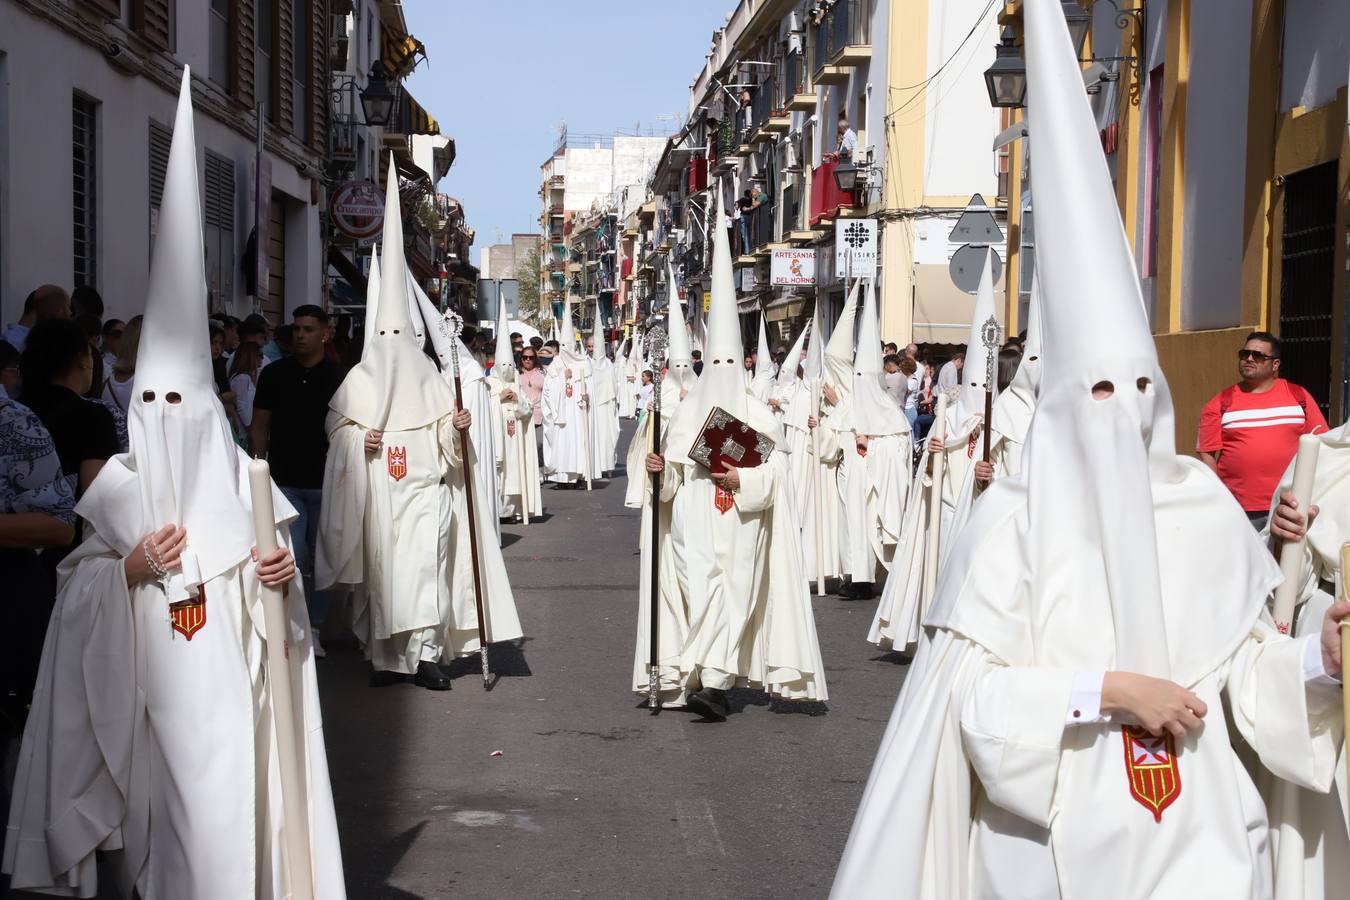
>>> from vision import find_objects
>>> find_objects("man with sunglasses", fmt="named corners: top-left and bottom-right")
top-left (1197, 331), bottom-right (1327, 528)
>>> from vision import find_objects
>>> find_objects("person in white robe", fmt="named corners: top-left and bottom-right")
top-left (834, 6), bottom-right (1347, 895)
top-left (628, 290), bottom-right (699, 706)
top-left (1262, 429), bottom-right (1350, 900)
top-left (319, 158), bottom-right (496, 688)
top-left (585, 313), bottom-right (620, 476)
top-left (795, 301), bottom-right (842, 589)
top-left (868, 256), bottom-right (999, 647)
top-left (410, 277), bottom-right (503, 533)
top-left (642, 189), bottom-right (827, 720)
top-left (767, 319), bottom-right (813, 503)
top-left (486, 298), bottom-right (543, 522)
top-left (616, 337), bottom-right (639, 419)
top-left (541, 299), bottom-right (600, 485)
top-left (835, 280), bottom-right (911, 600)
top-left (751, 313), bottom-right (776, 404)
top-left (815, 282), bottom-right (866, 597)
top-left (3, 71), bottom-right (345, 899)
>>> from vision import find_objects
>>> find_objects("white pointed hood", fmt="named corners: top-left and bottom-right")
top-left (958, 251), bottom-right (1000, 420)
top-left (823, 279), bottom-right (862, 392)
top-left (330, 155), bottom-right (455, 431)
top-left (494, 294), bottom-right (516, 384)
top-left (852, 280), bottom-right (908, 436)
top-left (930, 0), bottom-right (1276, 685)
top-left (664, 259), bottom-right (695, 389)
top-left (590, 305), bottom-right (607, 364)
top-left (751, 312), bottom-right (776, 400)
top-left (776, 313), bottom-right (812, 388)
top-left (362, 245), bottom-right (381, 358)
top-left (411, 272), bottom-right (483, 385)
top-left (665, 185), bottom-right (780, 465)
top-left (78, 68), bottom-right (286, 603)
top-left (803, 298), bottom-right (826, 383)
top-left (990, 272), bottom-right (1043, 443)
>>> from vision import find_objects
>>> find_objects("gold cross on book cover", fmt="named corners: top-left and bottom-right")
top-left (689, 406), bottom-right (775, 472)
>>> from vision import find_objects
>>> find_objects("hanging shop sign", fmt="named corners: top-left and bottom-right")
top-left (771, 249), bottom-right (817, 286)
top-left (834, 218), bottom-right (878, 279)
top-left (330, 180), bottom-right (384, 244)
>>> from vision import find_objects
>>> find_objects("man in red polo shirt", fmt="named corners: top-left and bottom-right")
top-left (1197, 331), bottom-right (1327, 528)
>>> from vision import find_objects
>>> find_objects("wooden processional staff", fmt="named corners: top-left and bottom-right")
top-left (442, 310), bottom-right (492, 688)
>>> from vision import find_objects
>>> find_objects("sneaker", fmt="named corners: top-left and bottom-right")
top-left (311, 627), bottom-right (327, 659)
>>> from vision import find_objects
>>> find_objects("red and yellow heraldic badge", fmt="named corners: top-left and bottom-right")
top-left (169, 587), bottom-right (207, 641)
top-left (387, 446), bottom-right (408, 482)
top-left (1122, 725), bottom-right (1181, 822)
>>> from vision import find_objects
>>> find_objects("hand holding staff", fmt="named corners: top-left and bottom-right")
top-left (247, 458), bottom-right (314, 900)
top-left (442, 311), bottom-right (492, 688)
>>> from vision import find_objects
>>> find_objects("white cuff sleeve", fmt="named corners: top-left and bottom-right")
top-left (1302, 634), bottom-right (1342, 687)
top-left (1066, 671), bottom-right (1109, 725)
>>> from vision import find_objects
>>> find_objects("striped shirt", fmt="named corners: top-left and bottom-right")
top-left (1196, 379), bottom-right (1328, 511)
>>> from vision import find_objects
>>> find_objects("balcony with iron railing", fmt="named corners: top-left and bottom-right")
top-left (785, 50), bottom-right (816, 111)
top-left (752, 201), bottom-right (777, 252)
top-left (813, 0), bottom-right (871, 83)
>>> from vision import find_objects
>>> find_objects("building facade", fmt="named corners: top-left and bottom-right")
top-left (631, 0), bottom-right (1009, 352)
top-left (994, 0), bottom-right (1350, 445)
top-left (2, 0), bottom-right (467, 332)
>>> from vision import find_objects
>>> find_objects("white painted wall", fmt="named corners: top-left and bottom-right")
top-left (1, 7), bottom-right (320, 325)
top-left (1280, 0), bottom-right (1350, 113)
top-left (562, 148), bottom-right (614, 212)
top-left (1180, 0), bottom-right (1252, 330)
top-left (921, 0), bottom-right (1000, 199)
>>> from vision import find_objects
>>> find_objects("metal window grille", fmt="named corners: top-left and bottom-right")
top-left (1279, 161), bottom-right (1338, 420)
top-left (72, 94), bottom-right (98, 289)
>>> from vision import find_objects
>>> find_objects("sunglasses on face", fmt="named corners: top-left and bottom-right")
top-left (1237, 349), bottom-right (1277, 362)
top-left (522, 354), bottom-right (536, 360)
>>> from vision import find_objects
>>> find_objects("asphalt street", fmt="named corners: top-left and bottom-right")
top-left (312, 421), bottom-right (906, 899)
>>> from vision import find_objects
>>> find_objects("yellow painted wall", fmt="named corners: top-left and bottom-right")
top-left (1154, 327), bottom-right (1252, 453)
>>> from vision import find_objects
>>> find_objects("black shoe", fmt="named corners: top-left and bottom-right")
top-left (686, 687), bottom-right (730, 721)
top-left (413, 660), bottom-right (451, 691)
top-left (840, 582), bottom-right (875, 601)
top-left (369, 669), bottom-right (400, 688)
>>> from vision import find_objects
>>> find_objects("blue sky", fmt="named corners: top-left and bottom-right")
top-left (402, 0), bottom-right (734, 251)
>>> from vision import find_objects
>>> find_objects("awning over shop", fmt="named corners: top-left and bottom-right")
top-left (395, 86), bottom-right (439, 136)
top-left (911, 263), bottom-right (1005, 345)
top-left (380, 5), bottom-right (426, 79)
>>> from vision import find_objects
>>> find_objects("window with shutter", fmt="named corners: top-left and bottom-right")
top-left (131, 0), bottom-right (173, 52)
top-left (256, 0), bottom-right (275, 120)
top-left (276, 0), bottom-right (295, 133)
top-left (148, 120), bottom-right (172, 256)
top-left (308, 0), bottom-right (327, 153)
top-left (204, 152), bottom-right (237, 313)
top-left (290, 0), bottom-right (309, 141)
top-left (209, 0), bottom-right (230, 87)
top-left (231, 0), bottom-right (257, 108)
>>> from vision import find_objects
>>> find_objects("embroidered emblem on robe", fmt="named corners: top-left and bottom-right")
top-left (169, 587), bottom-right (206, 641)
top-left (714, 484), bottom-right (735, 514)
top-left (387, 446), bottom-right (408, 481)
top-left (857, 444), bottom-right (868, 458)
top-left (967, 431), bottom-right (979, 459)
top-left (1122, 725), bottom-right (1181, 822)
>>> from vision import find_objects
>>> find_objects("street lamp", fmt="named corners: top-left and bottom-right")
top-left (360, 63), bottom-right (398, 127)
top-left (983, 27), bottom-right (1028, 109)
top-left (833, 158), bottom-right (859, 192)
top-left (1062, 1), bottom-right (1093, 58)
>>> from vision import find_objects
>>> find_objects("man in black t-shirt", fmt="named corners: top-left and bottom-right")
top-left (250, 304), bottom-right (345, 656)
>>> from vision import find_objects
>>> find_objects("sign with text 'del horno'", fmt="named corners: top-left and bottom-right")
top-left (771, 249), bottom-right (817, 286)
